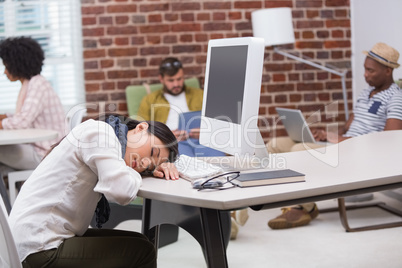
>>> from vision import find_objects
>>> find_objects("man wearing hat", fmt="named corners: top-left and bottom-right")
top-left (267, 42), bottom-right (402, 230)
top-left (311, 42), bottom-right (402, 143)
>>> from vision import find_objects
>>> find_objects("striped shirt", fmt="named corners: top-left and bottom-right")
top-left (345, 83), bottom-right (402, 137)
top-left (2, 75), bottom-right (66, 157)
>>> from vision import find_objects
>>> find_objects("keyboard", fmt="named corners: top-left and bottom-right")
top-left (175, 155), bottom-right (224, 181)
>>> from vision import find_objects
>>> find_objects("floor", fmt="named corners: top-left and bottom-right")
top-left (117, 190), bottom-right (402, 268)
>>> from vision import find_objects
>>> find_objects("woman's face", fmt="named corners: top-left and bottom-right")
top-left (124, 122), bottom-right (170, 173)
top-left (2, 61), bottom-right (18, 82)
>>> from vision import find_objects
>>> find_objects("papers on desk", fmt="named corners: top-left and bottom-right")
top-left (232, 169), bottom-right (305, 187)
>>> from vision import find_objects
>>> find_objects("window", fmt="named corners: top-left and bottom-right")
top-left (0, 0), bottom-right (84, 113)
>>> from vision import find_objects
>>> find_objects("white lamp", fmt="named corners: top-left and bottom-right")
top-left (252, 7), bottom-right (349, 119)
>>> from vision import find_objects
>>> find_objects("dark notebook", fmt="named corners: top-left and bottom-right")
top-left (232, 169), bottom-right (305, 187)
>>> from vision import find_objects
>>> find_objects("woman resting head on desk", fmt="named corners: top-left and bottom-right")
top-left (8, 113), bottom-right (179, 268)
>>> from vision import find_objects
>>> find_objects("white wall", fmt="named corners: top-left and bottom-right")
top-left (351, 0), bottom-right (402, 104)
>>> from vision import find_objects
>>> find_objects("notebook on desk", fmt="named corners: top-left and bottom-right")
top-left (231, 169), bottom-right (305, 187)
top-left (276, 107), bottom-right (329, 145)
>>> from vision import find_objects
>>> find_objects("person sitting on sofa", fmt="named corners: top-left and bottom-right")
top-left (137, 57), bottom-right (203, 141)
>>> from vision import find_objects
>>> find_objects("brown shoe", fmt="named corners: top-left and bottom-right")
top-left (230, 217), bottom-right (239, 240)
top-left (268, 204), bottom-right (319, 229)
top-left (309, 204), bottom-right (319, 220)
top-left (231, 208), bottom-right (249, 226)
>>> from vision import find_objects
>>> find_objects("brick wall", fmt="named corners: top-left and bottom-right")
top-left (80, 0), bottom-right (351, 140)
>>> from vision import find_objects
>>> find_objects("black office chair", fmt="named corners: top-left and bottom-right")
top-left (90, 200), bottom-right (179, 248)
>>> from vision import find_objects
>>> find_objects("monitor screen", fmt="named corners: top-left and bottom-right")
top-left (204, 45), bottom-right (248, 125)
top-left (200, 37), bottom-right (265, 157)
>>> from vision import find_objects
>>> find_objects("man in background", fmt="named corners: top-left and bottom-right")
top-left (267, 42), bottom-right (402, 230)
top-left (137, 57), bottom-right (203, 143)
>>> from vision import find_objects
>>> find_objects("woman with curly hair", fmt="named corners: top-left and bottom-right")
top-left (0, 36), bottom-right (65, 170)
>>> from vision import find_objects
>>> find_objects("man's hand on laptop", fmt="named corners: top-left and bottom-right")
top-left (326, 131), bottom-right (350, 143)
top-left (172, 128), bottom-right (201, 141)
top-left (172, 130), bottom-right (189, 142)
top-left (312, 129), bottom-right (327, 141)
top-left (188, 128), bottom-right (200, 139)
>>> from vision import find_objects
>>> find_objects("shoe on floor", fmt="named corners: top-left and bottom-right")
top-left (230, 217), bottom-right (239, 240)
top-left (231, 208), bottom-right (249, 226)
top-left (268, 204), bottom-right (319, 229)
top-left (309, 204), bottom-right (319, 220)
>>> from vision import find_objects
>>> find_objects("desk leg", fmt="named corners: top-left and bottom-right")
top-left (142, 199), bottom-right (160, 252)
top-left (141, 198), bottom-right (228, 268)
top-left (200, 207), bottom-right (228, 268)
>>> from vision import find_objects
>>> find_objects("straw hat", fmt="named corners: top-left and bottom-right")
top-left (363, 43), bottom-right (400, 69)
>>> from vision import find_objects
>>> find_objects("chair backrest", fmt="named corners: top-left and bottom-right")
top-left (0, 197), bottom-right (22, 268)
top-left (183, 77), bottom-right (201, 89)
top-left (66, 104), bottom-right (87, 131)
top-left (125, 77), bottom-right (201, 118)
top-left (8, 170), bottom-right (34, 206)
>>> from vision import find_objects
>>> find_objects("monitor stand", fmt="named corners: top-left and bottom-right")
top-left (218, 131), bottom-right (270, 172)
top-left (254, 131), bottom-right (270, 159)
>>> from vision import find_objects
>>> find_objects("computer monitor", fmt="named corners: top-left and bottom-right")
top-left (199, 37), bottom-right (268, 160)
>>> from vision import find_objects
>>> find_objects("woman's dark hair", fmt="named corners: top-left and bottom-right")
top-left (98, 113), bottom-right (179, 163)
top-left (0, 36), bottom-right (44, 79)
top-left (45, 113), bottom-right (179, 164)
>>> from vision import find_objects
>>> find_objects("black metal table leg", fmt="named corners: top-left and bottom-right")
top-left (142, 198), bottom-right (229, 268)
top-left (200, 208), bottom-right (228, 268)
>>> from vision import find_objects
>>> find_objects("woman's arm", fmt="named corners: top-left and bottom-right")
top-left (2, 77), bottom-right (46, 129)
top-left (77, 121), bottom-right (143, 205)
top-left (0, 114), bottom-right (7, 129)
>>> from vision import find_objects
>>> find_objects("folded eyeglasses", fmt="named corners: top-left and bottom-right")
top-left (193, 172), bottom-right (240, 191)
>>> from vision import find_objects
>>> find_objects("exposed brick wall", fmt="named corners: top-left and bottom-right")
top-left (81, 0), bottom-right (351, 140)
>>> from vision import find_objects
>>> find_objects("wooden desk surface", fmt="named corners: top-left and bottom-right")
top-left (138, 130), bottom-right (402, 210)
top-left (0, 129), bottom-right (58, 145)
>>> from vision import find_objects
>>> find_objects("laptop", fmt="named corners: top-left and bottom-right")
top-left (177, 111), bottom-right (201, 131)
top-left (276, 107), bottom-right (327, 144)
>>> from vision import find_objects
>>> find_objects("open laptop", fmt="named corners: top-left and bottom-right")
top-left (177, 111), bottom-right (201, 131)
top-left (276, 107), bottom-right (328, 144)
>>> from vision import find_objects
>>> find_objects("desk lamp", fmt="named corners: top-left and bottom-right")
top-left (251, 7), bottom-right (349, 119)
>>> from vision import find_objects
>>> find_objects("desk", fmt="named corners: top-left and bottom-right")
top-left (0, 129), bottom-right (58, 145)
top-left (0, 129), bottom-right (59, 212)
top-left (138, 130), bottom-right (402, 268)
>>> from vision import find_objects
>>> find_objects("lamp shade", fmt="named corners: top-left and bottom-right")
top-left (251, 8), bottom-right (295, 47)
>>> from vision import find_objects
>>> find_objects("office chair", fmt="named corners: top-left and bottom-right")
top-left (0, 195), bottom-right (22, 268)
